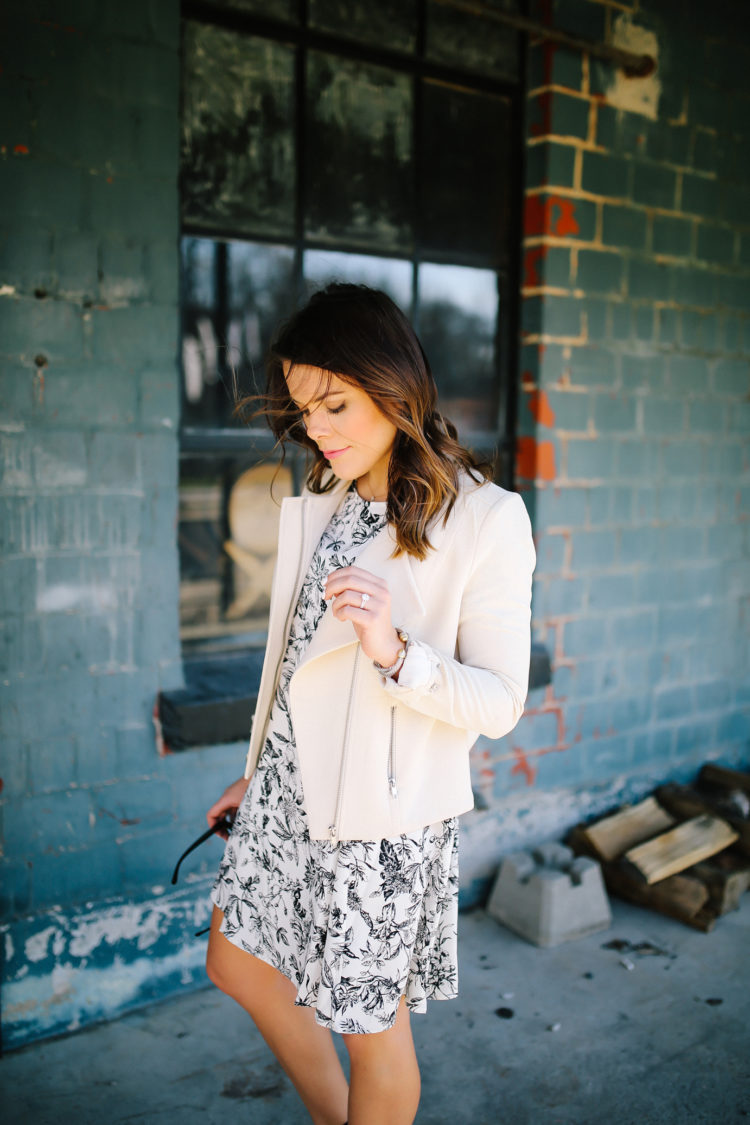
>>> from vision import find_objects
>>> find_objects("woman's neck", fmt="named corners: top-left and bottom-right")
top-left (355, 472), bottom-right (388, 502)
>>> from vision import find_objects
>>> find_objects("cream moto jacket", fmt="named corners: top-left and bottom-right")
top-left (243, 473), bottom-right (536, 842)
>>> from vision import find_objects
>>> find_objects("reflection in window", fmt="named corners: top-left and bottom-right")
top-left (421, 80), bottom-right (511, 265)
top-left (304, 251), bottom-right (413, 313)
top-left (198, 0), bottom-right (299, 19)
top-left (181, 238), bottom-right (295, 429)
top-left (305, 52), bottom-right (413, 251)
top-left (418, 263), bottom-right (499, 433)
top-left (179, 460), bottom-right (293, 646)
top-left (181, 23), bottom-right (296, 238)
top-left (309, 0), bottom-right (417, 52)
top-left (426, 0), bottom-right (520, 81)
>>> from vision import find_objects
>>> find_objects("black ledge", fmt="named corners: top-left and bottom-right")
top-left (157, 642), bottom-right (553, 752)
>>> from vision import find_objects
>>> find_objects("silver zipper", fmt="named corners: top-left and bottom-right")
top-left (255, 502), bottom-right (307, 759)
top-left (387, 706), bottom-right (398, 798)
top-left (329, 645), bottom-right (361, 839)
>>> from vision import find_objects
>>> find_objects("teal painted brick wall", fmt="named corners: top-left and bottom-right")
top-left (0, 1), bottom-right (216, 928)
top-left (3, 0), bottom-right (750, 1047)
top-left (509, 0), bottom-right (750, 818)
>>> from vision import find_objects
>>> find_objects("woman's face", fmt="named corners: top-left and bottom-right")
top-left (283, 361), bottom-right (397, 491)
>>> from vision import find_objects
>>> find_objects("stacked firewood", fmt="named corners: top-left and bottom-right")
top-left (568, 764), bottom-right (750, 932)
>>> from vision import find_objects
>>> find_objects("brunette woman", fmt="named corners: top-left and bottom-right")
top-left (205, 283), bottom-right (535, 1125)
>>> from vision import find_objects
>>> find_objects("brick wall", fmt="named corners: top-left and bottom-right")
top-left (464, 0), bottom-right (749, 885)
top-left (2, 0), bottom-right (749, 1046)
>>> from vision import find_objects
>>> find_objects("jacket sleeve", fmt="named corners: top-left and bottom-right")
top-left (381, 491), bottom-right (536, 739)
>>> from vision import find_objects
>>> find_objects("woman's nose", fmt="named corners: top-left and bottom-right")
top-left (305, 408), bottom-right (329, 441)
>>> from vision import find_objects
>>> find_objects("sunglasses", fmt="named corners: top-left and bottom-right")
top-left (171, 812), bottom-right (235, 936)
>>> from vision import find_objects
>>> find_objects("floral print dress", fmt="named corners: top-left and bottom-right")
top-left (211, 484), bottom-right (459, 1035)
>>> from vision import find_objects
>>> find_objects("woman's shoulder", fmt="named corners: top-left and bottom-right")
top-left (454, 470), bottom-right (530, 524)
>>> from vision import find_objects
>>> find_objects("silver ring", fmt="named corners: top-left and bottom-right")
top-left (360, 592), bottom-right (370, 609)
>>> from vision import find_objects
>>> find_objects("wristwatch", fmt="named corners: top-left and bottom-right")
top-left (373, 627), bottom-right (410, 678)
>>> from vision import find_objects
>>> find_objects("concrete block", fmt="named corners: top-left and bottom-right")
top-left (571, 528), bottom-right (617, 569)
top-left (577, 250), bottom-right (623, 295)
top-left (688, 400), bottom-right (725, 434)
top-left (487, 844), bottom-right (611, 947)
top-left (671, 267), bottom-right (717, 309)
top-left (642, 396), bottom-right (685, 435)
top-left (669, 354), bottom-right (710, 391)
top-left (42, 364), bottom-right (139, 427)
top-left (540, 295), bottom-right (582, 337)
top-left (652, 215), bottom-right (692, 257)
top-left (32, 431), bottom-right (88, 487)
top-left (696, 223), bottom-right (735, 265)
top-left (713, 356), bottom-right (747, 395)
top-left (609, 301), bottom-right (631, 341)
top-left (601, 205), bottom-right (647, 251)
top-left (30, 842), bottom-right (121, 912)
top-left (0, 858), bottom-right (32, 917)
top-left (27, 736), bottom-right (77, 794)
top-left (566, 438), bottom-right (615, 480)
top-left (657, 308), bottom-right (679, 347)
top-left (512, 710), bottom-right (560, 752)
top-left (569, 344), bottom-right (617, 386)
top-left (682, 174), bottom-right (720, 218)
top-left (633, 305), bottom-right (654, 343)
top-left (609, 609), bottom-right (657, 650)
top-left (0, 296), bottom-right (84, 362)
top-left (632, 163), bottom-right (676, 210)
top-left (1, 229), bottom-right (55, 292)
top-left (594, 394), bottom-right (637, 433)
top-left (628, 258), bottom-right (670, 301)
top-left (527, 41), bottom-right (582, 90)
top-left (717, 273), bottom-right (750, 312)
top-left (99, 240), bottom-right (148, 304)
top-left (582, 151), bottom-right (631, 199)
top-left (548, 92), bottom-right (589, 139)
top-left (646, 124), bottom-right (690, 166)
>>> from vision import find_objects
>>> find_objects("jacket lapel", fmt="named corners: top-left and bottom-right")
top-left (296, 501), bottom-right (428, 671)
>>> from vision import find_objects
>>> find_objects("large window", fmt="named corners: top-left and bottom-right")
top-left (178, 0), bottom-right (522, 663)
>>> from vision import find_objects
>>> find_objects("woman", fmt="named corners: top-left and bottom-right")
top-left (205, 283), bottom-right (535, 1125)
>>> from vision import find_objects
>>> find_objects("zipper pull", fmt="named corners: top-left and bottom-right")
top-left (389, 777), bottom-right (398, 799)
top-left (329, 824), bottom-right (338, 839)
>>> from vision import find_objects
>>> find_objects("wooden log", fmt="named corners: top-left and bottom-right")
top-left (624, 815), bottom-right (738, 884)
top-left (656, 783), bottom-right (750, 859)
top-left (699, 763), bottom-right (750, 796)
top-left (690, 852), bottom-right (750, 915)
top-left (576, 796), bottom-right (676, 862)
top-left (603, 862), bottom-right (715, 933)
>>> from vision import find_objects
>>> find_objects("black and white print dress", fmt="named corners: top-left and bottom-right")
top-left (211, 484), bottom-right (459, 1035)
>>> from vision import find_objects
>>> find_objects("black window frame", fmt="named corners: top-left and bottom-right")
top-left (163, 0), bottom-right (537, 751)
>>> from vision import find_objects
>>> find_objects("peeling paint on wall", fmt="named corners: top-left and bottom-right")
top-left (604, 15), bottom-right (661, 120)
top-left (2, 883), bottom-right (214, 1050)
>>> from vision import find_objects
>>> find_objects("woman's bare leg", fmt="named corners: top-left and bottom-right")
top-left (343, 997), bottom-right (421, 1125)
top-left (206, 906), bottom-right (349, 1125)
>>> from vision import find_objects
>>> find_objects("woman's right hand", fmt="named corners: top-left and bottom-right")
top-left (206, 775), bottom-right (251, 840)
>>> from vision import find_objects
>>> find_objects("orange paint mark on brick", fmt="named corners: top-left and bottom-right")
top-left (524, 194), bottom-right (579, 238)
top-left (523, 245), bottom-right (547, 287)
top-left (516, 436), bottom-right (556, 481)
top-left (521, 369), bottom-right (536, 390)
top-left (527, 389), bottom-right (556, 427)
top-left (107, 176), bottom-right (114, 184)
top-left (14, 144), bottom-right (29, 155)
top-left (511, 747), bottom-right (537, 786)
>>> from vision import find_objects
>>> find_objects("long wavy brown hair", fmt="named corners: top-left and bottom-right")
top-left (238, 283), bottom-right (492, 559)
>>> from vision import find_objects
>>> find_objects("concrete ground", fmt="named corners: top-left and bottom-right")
top-left (3, 896), bottom-right (749, 1125)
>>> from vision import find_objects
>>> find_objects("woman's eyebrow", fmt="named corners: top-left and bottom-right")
top-left (290, 389), bottom-right (344, 408)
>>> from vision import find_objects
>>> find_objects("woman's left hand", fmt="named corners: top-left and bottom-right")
top-left (324, 565), bottom-right (402, 667)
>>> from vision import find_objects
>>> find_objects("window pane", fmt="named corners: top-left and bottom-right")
top-left (420, 80), bottom-right (511, 266)
top-left (227, 241), bottom-right (296, 397)
top-left (426, 0), bottom-right (520, 81)
top-left (181, 22), bottom-right (296, 238)
top-left (417, 263), bottom-right (499, 433)
top-left (179, 458), bottom-right (294, 647)
top-left (181, 238), bottom-right (295, 429)
top-left (305, 52), bottom-right (413, 252)
top-left (304, 250), bottom-right (413, 312)
top-left (197, 0), bottom-right (299, 19)
top-left (309, 0), bottom-right (417, 52)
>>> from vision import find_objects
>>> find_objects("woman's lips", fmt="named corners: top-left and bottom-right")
top-left (323, 447), bottom-right (350, 459)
